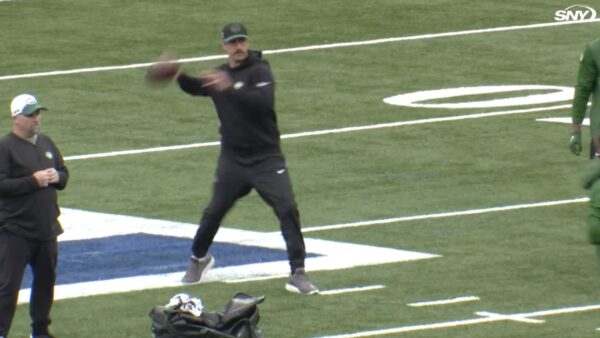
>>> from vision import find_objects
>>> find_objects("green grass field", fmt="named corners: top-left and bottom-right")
top-left (2, 0), bottom-right (600, 337)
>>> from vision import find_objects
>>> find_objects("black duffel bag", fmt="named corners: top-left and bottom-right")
top-left (150, 292), bottom-right (265, 338)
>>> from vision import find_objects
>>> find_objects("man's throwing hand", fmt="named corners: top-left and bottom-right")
top-left (201, 70), bottom-right (232, 92)
top-left (146, 53), bottom-right (180, 86)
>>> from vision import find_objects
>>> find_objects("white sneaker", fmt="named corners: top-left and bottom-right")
top-left (181, 255), bottom-right (215, 284)
top-left (285, 268), bottom-right (319, 295)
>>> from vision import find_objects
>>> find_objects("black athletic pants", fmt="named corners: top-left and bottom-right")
top-left (0, 231), bottom-right (57, 336)
top-left (192, 153), bottom-right (306, 274)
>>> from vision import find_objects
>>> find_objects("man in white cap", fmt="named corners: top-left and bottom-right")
top-left (0, 94), bottom-right (69, 338)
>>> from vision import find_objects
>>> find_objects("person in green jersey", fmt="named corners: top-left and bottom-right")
top-left (582, 135), bottom-right (600, 273)
top-left (570, 37), bottom-right (600, 159)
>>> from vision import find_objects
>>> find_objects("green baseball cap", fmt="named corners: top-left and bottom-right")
top-left (222, 23), bottom-right (248, 42)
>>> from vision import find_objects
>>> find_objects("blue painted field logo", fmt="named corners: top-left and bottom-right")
top-left (16, 208), bottom-right (438, 303)
top-left (554, 4), bottom-right (597, 21)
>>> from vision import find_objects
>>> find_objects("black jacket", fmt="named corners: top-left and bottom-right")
top-left (0, 133), bottom-right (69, 240)
top-left (177, 51), bottom-right (281, 163)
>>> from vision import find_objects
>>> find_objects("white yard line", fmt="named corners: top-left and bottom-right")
top-left (64, 141), bottom-right (220, 161)
top-left (537, 116), bottom-right (590, 126)
top-left (222, 274), bottom-right (288, 283)
top-left (314, 317), bottom-right (498, 338)
top-left (313, 303), bottom-right (600, 337)
top-left (319, 285), bottom-right (386, 296)
top-left (63, 103), bottom-right (569, 161)
top-left (301, 197), bottom-right (588, 233)
top-left (1, 20), bottom-right (599, 81)
top-left (280, 104), bottom-right (570, 139)
top-left (408, 296), bottom-right (480, 307)
top-left (0, 55), bottom-right (226, 81)
top-left (475, 311), bottom-right (545, 324)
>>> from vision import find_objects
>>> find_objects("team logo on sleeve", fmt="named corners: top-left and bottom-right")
top-left (256, 81), bottom-right (272, 88)
top-left (45, 151), bottom-right (54, 160)
top-left (233, 81), bottom-right (244, 90)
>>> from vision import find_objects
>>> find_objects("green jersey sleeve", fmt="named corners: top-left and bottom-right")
top-left (572, 45), bottom-right (599, 125)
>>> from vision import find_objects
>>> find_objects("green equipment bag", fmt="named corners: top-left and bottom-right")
top-left (150, 292), bottom-right (265, 338)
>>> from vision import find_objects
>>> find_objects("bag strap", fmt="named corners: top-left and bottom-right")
top-left (220, 294), bottom-right (265, 324)
top-left (163, 310), bottom-right (238, 338)
top-left (225, 317), bottom-right (253, 335)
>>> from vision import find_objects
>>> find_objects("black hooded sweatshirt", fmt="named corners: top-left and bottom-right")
top-left (0, 133), bottom-right (69, 240)
top-left (177, 51), bottom-right (282, 164)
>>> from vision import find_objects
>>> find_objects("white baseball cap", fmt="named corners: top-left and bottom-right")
top-left (10, 94), bottom-right (47, 117)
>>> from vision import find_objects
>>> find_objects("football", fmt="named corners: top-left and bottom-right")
top-left (145, 59), bottom-right (180, 85)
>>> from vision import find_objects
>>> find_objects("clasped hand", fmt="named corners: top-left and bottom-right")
top-left (33, 168), bottom-right (59, 187)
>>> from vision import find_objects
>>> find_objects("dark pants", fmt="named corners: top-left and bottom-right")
top-left (192, 153), bottom-right (306, 273)
top-left (592, 139), bottom-right (599, 159)
top-left (0, 231), bottom-right (57, 336)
